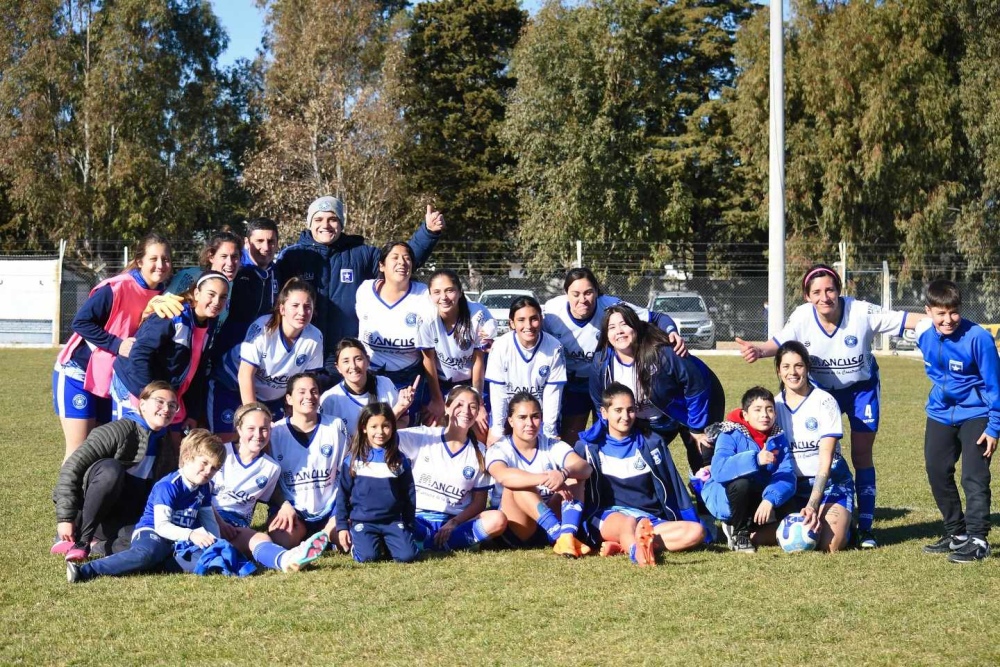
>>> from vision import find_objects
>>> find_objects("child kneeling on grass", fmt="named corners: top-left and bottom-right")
top-left (67, 429), bottom-right (225, 583)
top-left (916, 279), bottom-right (1000, 563)
top-left (702, 387), bottom-right (796, 553)
top-left (336, 403), bottom-right (419, 563)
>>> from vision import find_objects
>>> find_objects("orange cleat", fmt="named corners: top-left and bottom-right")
top-left (633, 518), bottom-right (656, 567)
top-left (553, 533), bottom-right (592, 558)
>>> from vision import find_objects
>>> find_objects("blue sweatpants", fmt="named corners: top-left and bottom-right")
top-left (78, 530), bottom-right (178, 581)
top-left (350, 520), bottom-right (418, 563)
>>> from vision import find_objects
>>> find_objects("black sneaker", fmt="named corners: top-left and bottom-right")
top-left (732, 532), bottom-right (756, 553)
top-left (923, 534), bottom-right (969, 554)
top-left (857, 529), bottom-right (878, 549)
top-left (66, 561), bottom-right (81, 584)
top-left (721, 522), bottom-right (735, 550)
top-left (947, 537), bottom-right (991, 564)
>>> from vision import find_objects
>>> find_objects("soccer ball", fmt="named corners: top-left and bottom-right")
top-left (776, 513), bottom-right (818, 553)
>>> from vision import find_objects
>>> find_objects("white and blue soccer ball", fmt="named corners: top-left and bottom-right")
top-left (777, 513), bottom-right (818, 553)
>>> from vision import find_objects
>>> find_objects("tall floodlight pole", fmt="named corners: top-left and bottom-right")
top-left (768, 1), bottom-right (786, 338)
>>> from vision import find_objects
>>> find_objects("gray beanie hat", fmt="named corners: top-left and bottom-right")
top-left (306, 196), bottom-right (345, 227)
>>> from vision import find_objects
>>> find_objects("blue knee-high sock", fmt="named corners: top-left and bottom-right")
top-left (252, 541), bottom-right (288, 571)
top-left (536, 502), bottom-right (561, 543)
top-left (856, 467), bottom-right (876, 532)
top-left (559, 500), bottom-right (583, 536)
top-left (445, 518), bottom-right (491, 550)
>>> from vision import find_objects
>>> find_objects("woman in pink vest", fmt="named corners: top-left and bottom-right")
top-left (110, 271), bottom-right (230, 437)
top-left (54, 234), bottom-right (173, 460)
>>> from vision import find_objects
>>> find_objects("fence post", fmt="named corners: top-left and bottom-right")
top-left (575, 240), bottom-right (582, 268)
top-left (54, 239), bottom-right (66, 345)
top-left (879, 260), bottom-right (891, 351)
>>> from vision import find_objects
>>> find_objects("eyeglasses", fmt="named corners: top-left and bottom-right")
top-left (149, 397), bottom-right (180, 412)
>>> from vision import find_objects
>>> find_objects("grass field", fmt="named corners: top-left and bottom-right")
top-left (3, 349), bottom-right (1000, 666)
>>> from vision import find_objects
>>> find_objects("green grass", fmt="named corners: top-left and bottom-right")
top-left (2, 350), bottom-right (1000, 666)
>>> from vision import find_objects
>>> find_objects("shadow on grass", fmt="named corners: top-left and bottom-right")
top-left (873, 509), bottom-right (1000, 545)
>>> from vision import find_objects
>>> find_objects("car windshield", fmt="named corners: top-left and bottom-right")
top-left (479, 293), bottom-right (529, 309)
top-left (652, 296), bottom-right (706, 312)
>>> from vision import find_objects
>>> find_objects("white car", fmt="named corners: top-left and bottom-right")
top-left (477, 289), bottom-right (535, 336)
top-left (647, 291), bottom-right (716, 349)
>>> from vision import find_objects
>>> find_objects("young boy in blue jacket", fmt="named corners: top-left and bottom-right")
top-left (702, 387), bottom-right (796, 553)
top-left (916, 279), bottom-right (999, 563)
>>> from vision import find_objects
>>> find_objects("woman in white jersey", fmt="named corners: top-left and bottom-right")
top-left (398, 386), bottom-right (506, 551)
top-left (772, 341), bottom-right (855, 552)
top-left (207, 278), bottom-right (325, 439)
top-left (485, 392), bottom-right (592, 557)
top-left (267, 373), bottom-right (350, 550)
top-left (320, 338), bottom-right (416, 436)
top-left (736, 264), bottom-right (925, 548)
top-left (355, 240), bottom-right (431, 424)
top-left (485, 296), bottom-right (567, 444)
top-left (211, 402), bottom-right (329, 572)
top-left (418, 270), bottom-right (495, 432)
top-left (543, 267), bottom-right (685, 445)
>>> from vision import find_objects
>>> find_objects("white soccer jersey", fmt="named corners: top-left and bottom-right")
top-left (398, 426), bottom-right (492, 515)
top-left (217, 315), bottom-right (324, 401)
top-left (543, 295), bottom-right (652, 384)
top-left (485, 433), bottom-right (574, 499)
top-left (610, 354), bottom-right (666, 420)
top-left (268, 414), bottom-right (350, 521)
top-left (485, 331), bottom-right (567, 437)
top-left (319, 376), bottom-right (399, 436)
top-left (775, 388), bottom-right (844, 478)
top-left (356, 279), bottom-right (432, 373)
top-left (416, 301), bottom-right (496, 383)
top-left (210, 441), bottom-right (280, 527)
top-left (775, 297), bottom-right (904, 391)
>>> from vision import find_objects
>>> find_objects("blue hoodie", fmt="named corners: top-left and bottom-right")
top-left (575, 421), bottom-right (699, 544)
top-left (916, 318), bottom-right (1000, 437)
top-left (701, 420), bottom-right (795, 522)
top-left (275, 224), bottom-right (440, 373)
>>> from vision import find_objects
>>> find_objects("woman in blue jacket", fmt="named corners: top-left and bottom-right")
top-left (276, 196), bottom-right (444, 376)
top-left (702, 387), bottom-right (796, 553)
top-left (575, 383), bottom-right (704, 566)
top-left (589, 304), bottom-right (725, 475)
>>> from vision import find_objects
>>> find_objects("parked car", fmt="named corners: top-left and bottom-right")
top-left (647, 291), bottom-right (716, 349)
top-left (478, 289), bottom-right (535, 336)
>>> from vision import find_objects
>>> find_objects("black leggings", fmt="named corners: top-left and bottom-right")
top-left (653, 367), bottom-right (727, 474)
top-left (724, 477), bottom-right (799, 533)
top-left (924, 417), bottom-right (993, 539)
top-left (76, 459), bottom-right (151, 550)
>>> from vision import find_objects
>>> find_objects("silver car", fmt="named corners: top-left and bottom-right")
top-left (647, 291), bottom-right (716, 349)
top-left (478, 289), bottom-right (535, 336)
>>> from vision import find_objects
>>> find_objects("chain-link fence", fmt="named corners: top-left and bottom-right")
top-left (5, 238), bottom-right (999, 346)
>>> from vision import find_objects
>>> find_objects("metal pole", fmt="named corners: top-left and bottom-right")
top-left (767, 1), bottom-right (786, 338)
top-left (576, 240), bottom-right (582, 269)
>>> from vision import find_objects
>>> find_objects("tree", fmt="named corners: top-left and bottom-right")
top-left (501, 0), bottom-right (752, 276)
top-left (396, 0), bottom-right (526, 248)
top-left (243, 0), bottom-right (411, 242)
top-left (0, 1), bottom-right (247, 256)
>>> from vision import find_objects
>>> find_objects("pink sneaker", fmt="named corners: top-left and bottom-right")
top-left (64, 545), bottom-right (90, 562)
top-left (50, 539), bottom-right (74, 556)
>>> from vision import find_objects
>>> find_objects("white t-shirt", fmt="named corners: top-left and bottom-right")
top-left (416, 302), bottom-right (496, 383)
top-left (775, 297), bottom-right (905, 391)
top-left (542, 295), bottom-right (652, 385)
top-left (485, 331), bottom-right (567, 437)
top-left (210, 441), bottom-right (280, 527)
top-left (610, 353), bottom-right (666, 420)
top-left (485, 433), bottom-right (573, 499)
top-left (223, 315), bottom-right (324, 401)
top-left (398, 426), bottom-right (492, 515)
top-left (319, 376), bottom-right (399, 436)
top-left (268, 414), bottom-right (350, 521)
top-left (775, 387), bottom-right (844, 478)
top-left (356, 279), bottom-right (432, 373)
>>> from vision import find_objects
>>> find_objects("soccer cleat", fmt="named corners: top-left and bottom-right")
top-left (599, 541), bottom-right (624, 558)
top-left (857, 529), bottom-right (878, 549)
top-left (923, 534), bottom-right (969, 554)
top-left (947, 537), bottom-right (991, 564)
top-left (282, 532), bottom-right (329, 573)
top-left (633, 518), bottom-right (656, 566)
top-left (66, 561), bottom-right (81, 584)
top-left (721, 522), bottom-right (735, 550)
top-left (50, 539), bottom-right (74, 556)
top-left (732, 532), bottom-right (756, 553)
top-left (64, 544), bottom-right (90, 563)
top-left (553, 533), bottom-right (592, 559)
